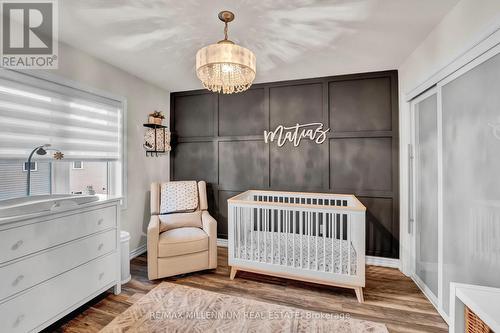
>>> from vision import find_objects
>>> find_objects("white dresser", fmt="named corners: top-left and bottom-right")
top-left (0, 197), bottom-right (121, 333)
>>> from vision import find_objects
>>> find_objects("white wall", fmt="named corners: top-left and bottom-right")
top-left (398, 0), bottom-right (500, 275)
top-left (50, 42), bottom-right (170, 253)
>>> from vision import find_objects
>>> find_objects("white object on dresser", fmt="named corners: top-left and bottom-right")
top-left (0, 196), bottom-right (121, 333)
top-left (227, 190), bottom-right (366, 302)
top-left (449, 282), bottom-right (500, 332)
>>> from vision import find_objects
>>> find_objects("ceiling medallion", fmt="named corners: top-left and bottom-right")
top-left (196, 10), bottom-right (256, 94)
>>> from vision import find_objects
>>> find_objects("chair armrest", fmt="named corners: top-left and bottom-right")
top-left (147, 215), bottom-right (160, 279)
top-left (202, 211), bottom-right (217, 269)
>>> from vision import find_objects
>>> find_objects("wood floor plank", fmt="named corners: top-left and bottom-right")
top-left (43, 247), bottom-right (447, 332)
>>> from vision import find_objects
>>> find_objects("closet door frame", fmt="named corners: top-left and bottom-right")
top-left (435, 40), bottom-right (500, 321)
top-left (409, 87), bottom-right (441, 311)
top-left (408, 39), bottom-right (500, 324)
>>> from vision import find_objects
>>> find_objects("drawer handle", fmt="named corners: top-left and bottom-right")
top-left (11, 240), bottom-right (23, 251)
top-left (98, 243), bottom-right (104, 251)
top-left (12, 274), bottom-right (24, 286)
top-left (13, 314), bottom-right (24, 327)
top-left (97, 218), bottom-right (104, 225)
top-left (99, 272), bottom-right (104, 280)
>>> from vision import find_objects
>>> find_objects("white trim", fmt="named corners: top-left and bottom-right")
top-left (436, 82), bottom-right (444, 311)
top-left (412, 273), bottom-right (449, 324)
top-left (405, 21), bottom-right (500, 101)
top-left (399, 98), bottom-right (411, 276)
top-left (365, 256), bottom-right (400, 269)
top-left (217, 238), bottom-right (399, 269)
top-left (129, 244), bottom-right (146, 259)
top-left (413, 273), bottom-right (438, 307)
top-left (407, 87), bottom-right (439, 278)
top-left (438, 41), bottom-right (500, 87)
top-left (217, 238), bottom-right (228, 247)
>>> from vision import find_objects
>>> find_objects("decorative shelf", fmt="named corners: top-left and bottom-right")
top-left (143, 123), bottom-right (170, 157)
top-left (143, 123), bottom-right (168, 129)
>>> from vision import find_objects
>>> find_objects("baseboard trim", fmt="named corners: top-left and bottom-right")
top-left (217, 238), bottom-right (228, 247)
top-left (366, 256), bottom-right (400, 269)
top-left (129, 244), bottom-right (147, 259)
top-left (216, 238), bottom-right (400, 269)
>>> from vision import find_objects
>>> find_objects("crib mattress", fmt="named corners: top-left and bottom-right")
top-left (235, 231), bottom-right (357, 275)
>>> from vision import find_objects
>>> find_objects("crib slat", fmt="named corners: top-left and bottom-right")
top-left (271, 209), bottom-right (274, 264)
top-left (308, 211), bottom-right (311, 270)
top-left (339, 213), bottom-right (343, 274)
top-left (250, 208), bottom-right (254, 261)
top-left (300, 212), bottom-right (303, 269)
top-left (315, 212), bottom-right (319, 271)
top-left (244, 207), bottom-right (247, 260)
top-left (264, 208), bottom-right (267, 263)
top-left (331, 213), bottom-right (335, 273)
top-left (323, 212), bottom-right (326, 272)
top-left (278, 209), bottom-right (281, 264)
top-left (285, 210), bottom-right (289, 266)
top-left (347, 213), bottom-right (351, 275)
top-left (237, 207), bottom-right (241, 259)
top-left (257, 208), bottom-right (261, 262)
top-left (293, 211), bottom-right (296, 268)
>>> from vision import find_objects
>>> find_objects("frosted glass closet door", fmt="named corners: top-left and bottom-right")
top-left (414, 94), bottom-right (438, 298)
top-left (441, 52), bottom-right (500, 314)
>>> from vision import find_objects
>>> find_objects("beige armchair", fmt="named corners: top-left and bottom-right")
top-left (147, 181), bottom-right (217, 280)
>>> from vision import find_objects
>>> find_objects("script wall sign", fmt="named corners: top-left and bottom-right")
top-left (264, 122), bottom-right (330, 147)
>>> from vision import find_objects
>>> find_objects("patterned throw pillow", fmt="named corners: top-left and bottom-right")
top-left (160, 181), bottom-right (198, 214)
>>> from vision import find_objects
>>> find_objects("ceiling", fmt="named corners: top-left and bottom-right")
top-left (59, 0), bottom-right (460, 92)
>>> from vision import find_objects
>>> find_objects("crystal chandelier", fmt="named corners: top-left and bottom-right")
top-left (196, 11), bottom-right (256, 94)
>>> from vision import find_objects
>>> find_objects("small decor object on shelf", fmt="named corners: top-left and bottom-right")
top-left (148, 111), bottom-right (165, 125)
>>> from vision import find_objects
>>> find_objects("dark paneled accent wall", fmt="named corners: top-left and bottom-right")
top-left (170, 70), bottom-right (399, 258)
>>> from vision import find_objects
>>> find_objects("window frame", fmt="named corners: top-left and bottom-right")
top-left (2, 69), bottom-right (128, 209)
top-left (72, 161), bottom-right (84, 170)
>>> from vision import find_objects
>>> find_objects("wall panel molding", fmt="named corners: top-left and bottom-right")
top-left (171, 70), bottom-right (399, 258)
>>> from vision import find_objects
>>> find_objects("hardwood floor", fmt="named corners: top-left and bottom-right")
top-left (44, 247), bottom-right (447, 332)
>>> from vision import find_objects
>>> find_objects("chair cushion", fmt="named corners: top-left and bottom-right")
top-left (159, 211), bottom-right (202, 232)
top-left (158, 227), bottom-right (208, 258)
top-left (160, 181), bottom-right (198, 214)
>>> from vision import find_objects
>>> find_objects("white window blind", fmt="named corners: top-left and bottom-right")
top-left (0, 71), bottom-right (122, 161)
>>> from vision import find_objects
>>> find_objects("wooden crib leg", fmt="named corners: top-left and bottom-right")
top-left (354, 287), bottom-right (364, 303)
top-left (229, 267), bottom-right (238, 280)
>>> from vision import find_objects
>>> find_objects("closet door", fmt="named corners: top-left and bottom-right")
top-left (441, 51), bottom-right (500, 314)
top-left (412, 91), bottom-right (439, 300)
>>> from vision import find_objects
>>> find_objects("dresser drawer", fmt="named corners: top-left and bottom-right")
top-left (0, 206), bottom-right (116, 264)
top-left (0, 252), bottom-right (117, 333)
top-left (0, 229), bottom-right (116, 301)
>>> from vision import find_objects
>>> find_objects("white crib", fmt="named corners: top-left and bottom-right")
top-left (227, 190), bottom-right (366, 302)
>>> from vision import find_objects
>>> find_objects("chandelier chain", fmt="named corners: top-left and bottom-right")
top-left (224, 21), bottom-right (228, 41)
